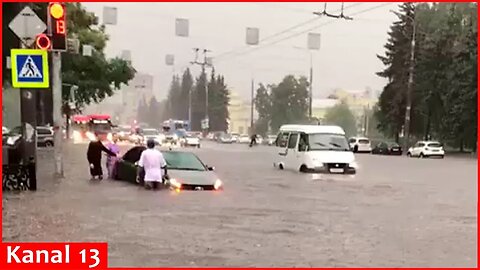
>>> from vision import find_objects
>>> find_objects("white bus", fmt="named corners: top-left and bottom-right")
top-left (273, 125), bottom-right (358, 174)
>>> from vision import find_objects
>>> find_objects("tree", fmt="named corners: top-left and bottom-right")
top-left (254, 83), bottom-right (272, 135)
top-left (179, 68), bottom-right (193, 120)
top-left (146, 96), bottom-right (161, 128)
top-left (165, 75), bottom-right (181, 119)
top-left (191, 71), bottom-right (207, 131)
top-left (269, 75), bottom-right (309, 131)
top-left (324, 101), bottom-right (357, 137)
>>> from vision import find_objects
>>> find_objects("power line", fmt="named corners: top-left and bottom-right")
top-left (213, 3), bottom-right (364, 61)
top-left (215, 3), bottom-right (394, 63)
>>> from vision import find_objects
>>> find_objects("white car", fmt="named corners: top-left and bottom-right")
top-left (349, 137), bottom-right (372, 153)
top-left (184, 135), bottom-right (201, 148)
top-left (238, 134), bottom-right (250, 144)
top-left (407, 141), bottom-right (445, 158)
top-left (256, 135), bottom-right (263, 145)
top-left (2, 126), bottom-right (10, 134)
top-left (266, 135), bottom-right (277, 145)
top-left (142, 128), bottom-right (165, 145)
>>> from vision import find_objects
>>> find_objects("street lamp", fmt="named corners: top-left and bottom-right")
top-left (390, 7), bottom-right (416, 155)
top-left (292, 46), bottom-right (314, 119)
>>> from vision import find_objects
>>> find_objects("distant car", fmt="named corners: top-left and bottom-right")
top-left (36, 126), bottom-right (54, 147)
top-left (231, 133), bottom-right (240, 143)
top-left (372, 141), bottom-right (402, 155)
top-left (266, 135), bottom-right (277, 146)
top-left (349, 137), bottom-right (372, 153)
top-left (142, 128), bottom-right (165, 145)
top-left (184, 134), bottom-right (201, 148)
top-left (407, 141), bottom-right (445, 159)
top-left (238, 134), bottom-right (250, 144)
top-left (219, 134), bottom-right (234, 144)
top-left (113, 147), bottom-right (223, 191)
top-left (3, 126), bottom-right (10, 134)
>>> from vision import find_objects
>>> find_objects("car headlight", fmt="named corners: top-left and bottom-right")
top-left (214, 179), bottom-right (223, 190)
top-left (170, 178), bottom-right (182, 189)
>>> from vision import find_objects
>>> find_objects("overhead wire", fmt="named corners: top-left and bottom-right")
top-left (214, 2), bottom-right (394, 64)
top-left (213, 2), bottom-right (364, 61)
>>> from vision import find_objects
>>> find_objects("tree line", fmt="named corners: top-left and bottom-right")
top-left (254, 75), bottom-right (311, 135)
top-left (376, 2), bottom-right (477, 151)
top-left (137, 68), bottom-right (230, 131)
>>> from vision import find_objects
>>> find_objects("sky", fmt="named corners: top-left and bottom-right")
top-left (82, 2), bottom-right (400, 102)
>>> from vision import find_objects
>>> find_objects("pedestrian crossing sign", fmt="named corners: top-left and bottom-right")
top-left (11, 49), bottom-right (49, 88)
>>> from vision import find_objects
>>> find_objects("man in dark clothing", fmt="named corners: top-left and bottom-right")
top-left (249, 134), bottom-right (257, 147)
top-left (87, 134), bottom-right (117, 180)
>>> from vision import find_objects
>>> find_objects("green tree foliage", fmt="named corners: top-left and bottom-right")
top-left (165, 68), bottom-right (230, 132)
top-left (324, 101), bottom-right (357, 137)
top-left (254, 84), bottom-right (272, 135)
top-left (269, 75), bottom-right (309, 132)
top-left (376, 2), bottom-right (477, 151)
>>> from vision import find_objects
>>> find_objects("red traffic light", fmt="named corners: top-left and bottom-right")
top-left (36, 34), bottom-right (51, 50)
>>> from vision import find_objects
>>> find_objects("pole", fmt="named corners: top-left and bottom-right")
top-left (52, 51), bottom-right (64, 177)
top-left (403, 16), bottom-right (416, 155)
top-left (250, 78), bottom-right (254, 134)
top-left (19, 39), bottom-right (37, 190)
top-left (309, 51), bottom-right (313, 119)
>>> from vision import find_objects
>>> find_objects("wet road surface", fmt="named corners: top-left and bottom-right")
top-left (2, 141), bottom-right (477, 267)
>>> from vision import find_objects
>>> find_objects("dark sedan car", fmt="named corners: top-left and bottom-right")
top-left (372, 141), bottom-right (402, 155)
top-left (113, 147), bottom-right (223, 191)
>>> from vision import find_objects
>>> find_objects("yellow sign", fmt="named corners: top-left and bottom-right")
top-left (11, 49), bottom-right (49, 88)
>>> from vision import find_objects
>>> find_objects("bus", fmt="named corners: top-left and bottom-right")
top-left (162, 119), bottom-right (190, 133)
top-left (71, 114), bottom-right (113, 142)
top-left (87, 114), bottom-right (113, 141)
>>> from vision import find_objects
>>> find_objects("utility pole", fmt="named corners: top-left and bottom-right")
top-left (393, 7), bottom-right (416, 155)
top-left (191, 48), bottom-right (212, 132)
top-left (52, 51), bottom-right (63, 177)
top-left (250, 78), bottom-right (254, 134)
top-left (308, 51), bottom-right (313, 119)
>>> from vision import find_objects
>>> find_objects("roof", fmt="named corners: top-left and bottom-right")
top-left (279, 125), bottom-right (345, 135)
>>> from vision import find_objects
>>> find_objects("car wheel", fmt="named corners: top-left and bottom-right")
top-left (440, 155), bottom-right (444, 159)
top-left (353, 146), bottom-right (358, 153)
top-left (279, 163), bottom-right (284, 170)
top-left (299, 165), bottom-right (308, 173)
top-left (407, 152), bottom-right (411, 157)
top-left (197, 144), bottom-right (201, 148)
top-left (419, 153), bottom-right (425, 159)
top-left (45, 141), bottom-right (54, 147)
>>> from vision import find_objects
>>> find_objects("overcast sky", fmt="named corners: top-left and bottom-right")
top-left (83, 2), bottom-right (400, 101)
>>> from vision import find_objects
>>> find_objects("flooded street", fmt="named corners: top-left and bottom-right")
top-left (2, 142), bottom-right (477, 267)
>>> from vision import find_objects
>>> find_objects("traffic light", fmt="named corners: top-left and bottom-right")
top-left (35, 34), bottom-right (51, 50)
top-left (48, 2), bottom-right (67, 51)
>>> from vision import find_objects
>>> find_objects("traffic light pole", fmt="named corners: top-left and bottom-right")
top-left (19, 41), bottom-right (37, 190)
top-left (52, 51), bottom-right (64, 178)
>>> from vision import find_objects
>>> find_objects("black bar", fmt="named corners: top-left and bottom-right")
top-left (20, 88), bottom-right (37, 191)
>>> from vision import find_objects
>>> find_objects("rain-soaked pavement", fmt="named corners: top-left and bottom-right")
top-left (2, 141), bottom-right (477, 267)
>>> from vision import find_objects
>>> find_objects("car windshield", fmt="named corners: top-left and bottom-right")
top-left (162, 151), bottom-right (206, 171)
top-left (307, 133), bottom-right (350, 151)
top-left (428, 142), bottom-right (442, 147)
top-left (143, 129), bottom-right (158, 136)
top-left (268, 135), bottom-right (276, 139)
top-left (123, 146), bottom-right (146, 163)
top-left (388, 142), bottom-right (400, 147)
top-left (358, 139), bottom-right (370, 144)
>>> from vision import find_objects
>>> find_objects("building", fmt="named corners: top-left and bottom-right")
top-left (228, 91), bottom-right (251, 135)
top-left (311, 98), bottom-right (340, 122)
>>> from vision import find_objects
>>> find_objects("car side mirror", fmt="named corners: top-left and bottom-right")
top-left (207, 166), bottom-right (215, 171)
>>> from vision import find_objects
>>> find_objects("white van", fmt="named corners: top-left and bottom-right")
top-left (273, 125), bottom-right (358, 174)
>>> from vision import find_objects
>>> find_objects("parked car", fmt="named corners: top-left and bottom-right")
top-left (266, 135), bottom-right (277, 146)
top-left (231, 133), bottom-right (240, 143)
top-left (238, 134), bottom-right (250, 144)
top-left (184, 134), bottom-right (201, 148)
top-left (219, 133), bottom-right (234, 144)
top-left (407, 141), bottom-right (445, 159)
top-left (372, 141), bottom-right (402, 155)
top-left (348, 137), bottom-right (372, 153)
top-left (36, 126), bottom-right (54, 147)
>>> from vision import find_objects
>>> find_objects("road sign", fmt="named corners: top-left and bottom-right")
top-left (8, 6), bottom-right (47, 47)
top-left (11, 49), bottom-right (49, 88)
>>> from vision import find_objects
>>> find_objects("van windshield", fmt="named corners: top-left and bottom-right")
top-left (307, 133), bottom-right (350, 151)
